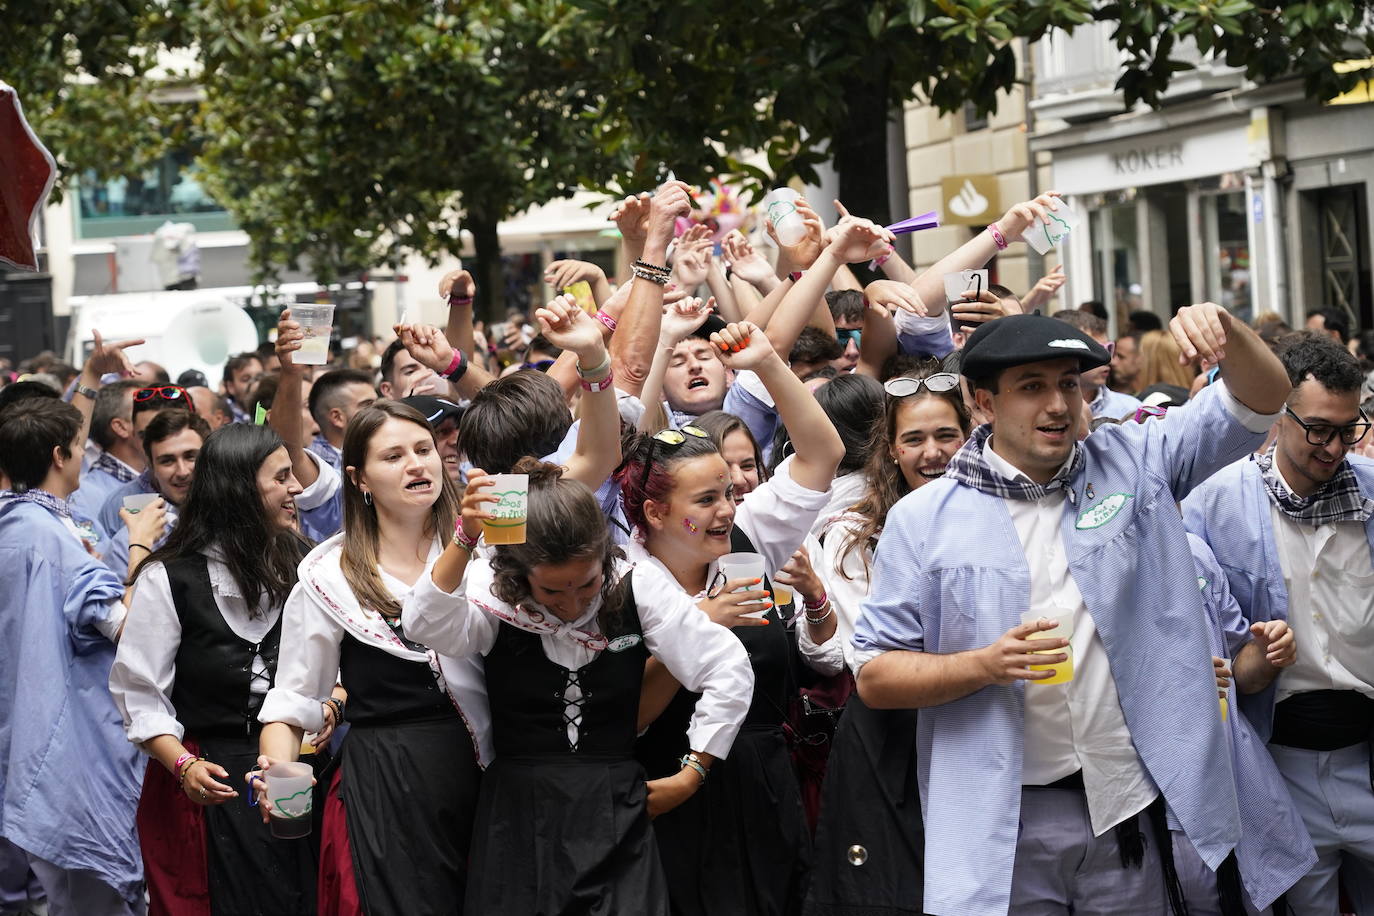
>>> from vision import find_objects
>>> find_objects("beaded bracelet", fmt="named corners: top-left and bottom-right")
top-left (452, 523), bottom-right (479, 553)
top-left (325, 696), bottom-right (346, 725)
top-left (804, 601), bottom-right (835, 626)
top-left (632, 258), bottom-right (671, 277)
top-left (631, 266), bottom-right (669, 286)
top-left (594, 309), bottom-right (618, 332)
top-left (176, 756), bottom-right (206, 787)
top-left (987, 223), bottom-right (1009, 251)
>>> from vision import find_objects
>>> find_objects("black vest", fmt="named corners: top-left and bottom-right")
top-left (635, 527), bottom-right (795, 778)
top-left (338, 628), bottom-right (458, 727)
top-left (167, 554), bottom-right (281, 738)
top-left (484, 574), bottom-right (648, 758)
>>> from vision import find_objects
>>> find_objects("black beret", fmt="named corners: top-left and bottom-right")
top-left (960, 313), bottom-right (1110, 380)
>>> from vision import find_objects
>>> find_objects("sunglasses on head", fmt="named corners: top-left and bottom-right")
top-left (522, 358), bottom-right (556, 373)
top-left (133, 385), bottom-right (195, 413)
top-left (640, 425), bottom-right (711, 491)
top-left (1132, 405), bottom-right (1167, 424)
top-left (883, 373), bottom-right (960, 398)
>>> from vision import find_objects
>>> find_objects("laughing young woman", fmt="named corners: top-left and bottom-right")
top-left (111, 423), bottom-right (318, 915)
top-left (614, 321), bottom-right (845, 916)
top-left (804, 364), bottom-right (973, 916)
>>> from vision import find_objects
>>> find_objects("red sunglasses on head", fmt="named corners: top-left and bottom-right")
top-left (133, 385), bottom-right (196, 413)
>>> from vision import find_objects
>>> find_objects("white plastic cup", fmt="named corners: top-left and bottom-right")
top-left (481, 473), bottom-right (529, 545)
top-left (122, 492), bottom-right (160, 513)
top-left (943, 269), bottom-right (989, 305)
top-left (265, 761), bottom-right (314, 839)
top-left (717, 551), bottom-right (768, 619)
top-left (761, 188), bottom-right (806, 246)
top-left (1022, 203), bottom-right (1081, 255)
top-left (291, 304), bottom-right (335, 366)
top-left (1019, 610), bottom-right (1075, 686)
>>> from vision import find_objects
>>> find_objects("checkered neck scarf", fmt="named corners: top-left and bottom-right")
top-left (946, 424), bottom-right (1084, 504)
top-left (92, 450), bottom-right (137, 483)
top-left (1255, 448), bottom-right (1374, 526)
top-left (0, 488), bottom-right (73, 519)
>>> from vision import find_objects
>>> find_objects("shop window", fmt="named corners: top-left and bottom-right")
top-left (1201, 191), bottom-right (1251, 323)
top-left (1091, 201), bottom-right (1141, 328)
top-left (75, 147), bottom-right (235, 239)
top-left (1314, 184), bottom-right (1371, 333)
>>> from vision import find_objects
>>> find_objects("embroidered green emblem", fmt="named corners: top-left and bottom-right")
top-left (607, 634), bottom-right (643, 653)
top-left (1074, 492), bottom-right (1133, 530)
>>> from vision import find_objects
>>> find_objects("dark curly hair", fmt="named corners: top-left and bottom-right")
top-left (613, 430), bottom-right (721, 536)
top-left (1279, 331), bottom-right (1364, 394)
top-left (489, 458), bottom-right (626, 629)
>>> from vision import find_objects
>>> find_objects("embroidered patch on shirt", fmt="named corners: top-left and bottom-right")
top-left (1075, 492), bottom-right (1132, 529)
top-left (1048, 338), bottom-right (1090, 350)
top-left (1197, 577), bottom-right (1209, 591)
top-left (607, 634), bottom-right (643, 653)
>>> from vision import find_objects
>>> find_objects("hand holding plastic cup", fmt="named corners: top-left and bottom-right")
top-left (290, 304), bottom-right (335, 366)
top-left (1022, 203), bottom-right (1081, 255)
top-left (480, 474), bottom-right (529, 545)
top-left (1019, 610), bottom-right (1074, 685)
top-left (717, 552), bottom-right (769, 619)
top-left (122, 492), bottom-right (161, 513)
top-left (265, 761), bottom-right (314, 839)
top-left (761, 188), bottom-right (806, 246)
top-left (943, 269), bottom-right (989, 305)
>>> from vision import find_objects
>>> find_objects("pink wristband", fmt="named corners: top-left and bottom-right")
top-left (443, 351), bottom-right (463, 377)
top-left (868, 246), bottom-right (893, 271)
top-left (987, 223), bottom-right (1009, 251)
top-left (580, 367), bottom-right (615, 393)
top-left (804, 591), bottom-right (829, 611)
top-left (594, 309), bottom-right (618, 332)
top-left (174, 752), bottom-right (195, 774)
top-left (453, 521), bottom-right (479, 550)
top-left (448, 294), bottom-right (474, 307)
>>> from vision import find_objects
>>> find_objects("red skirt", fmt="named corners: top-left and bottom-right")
top-left (318, 768), bottom-right (362, 916)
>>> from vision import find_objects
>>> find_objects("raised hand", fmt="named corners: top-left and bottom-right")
top-left (84, 328), bottom-right (145, 380)
top-left (827, 216), bottom-right (895, 264)
top-left (276, 309), bottom-right (306, 376)
top-left (394, 323), bottom-right (457, 376)
top-left (950, 288), bottom-right (1020, 333)
top-left (646, 180), bottom-right (694, 253)
top-left (722, 231), bottom-right (774, 286)
top-left (865, 279), bottom-right (927, 317)
top-left (1170, 302), bottom-right (1233, 366)
top-left (672, 231), bottom-right (713, 289)
top-left (611, 192), bottom-right (653, 242)
top-left (764, 196), bottom-right (824, 270)
top-left (709, 320), bottom-right (776, 371)
top-left (460, 469), bottom-right (499, 542)
top-left (994, 192), bottom-right (1065, 245)
top-left (439, 269), bottom-right (475, 302)
top-left (660, 296), bottom-right (714, 346)
top-left (1021, 264), bottom-right (1066, 313)
top-left (535, 294), bottom-right (605, 359)
top-left (544, 259), bottom-right (606, 292)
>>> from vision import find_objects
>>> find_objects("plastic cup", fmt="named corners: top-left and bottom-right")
top-left (265, 761), bottom-right (314, 839)
top-left (943, 269), bottom-right (989, 305)
top-left (122, 492), bottom-right (160, 513)
top-left (1020, 610), bottom-right (1074, 685)
top-left (1022, 203), bottom-right (1081, 255)
top-left (718, 552), bottom-right (768, 619)
top-left (481, 474), bottom-right (529, 545)
top-left (291, 304), bottom-right (335, 366)
top-left (772, 582), bottom-right (794, 607)
top-left (761, 188), bottom-right (806, 246)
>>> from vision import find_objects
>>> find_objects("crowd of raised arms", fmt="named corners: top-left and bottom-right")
top-left (3, 180), bottom-right (1374, 916)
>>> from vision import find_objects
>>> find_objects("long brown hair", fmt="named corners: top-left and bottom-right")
top-left (340, 400), bottom-right (460, 617)
top-left (489, 458), bottom-right (626, 627)
top-left (840, 367), bottom-right (972, 578)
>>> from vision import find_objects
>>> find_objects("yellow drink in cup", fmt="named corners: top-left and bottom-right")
top-left (772, 584), bottom-right (794, 607)
top-left (481, 474), bottom-right (529, 546)
top-left (1020, 610), bottom-right (1074, 686)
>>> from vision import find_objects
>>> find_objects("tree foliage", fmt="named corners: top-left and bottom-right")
top-left (4, 0), bottom-right (1369, 292)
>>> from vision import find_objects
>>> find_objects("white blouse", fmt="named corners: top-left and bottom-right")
top-left (110, 548), bottom-right (278, 746)
top-left (403, 556), bottom-right (754, 758)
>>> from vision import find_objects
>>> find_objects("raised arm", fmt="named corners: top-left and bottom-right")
top-left (72, 329), bottom-right (144, 442)
top-left (1169, 302), bottom-right (1289, 414)
top-left (270, 309), bottom-right (319, 488)
top-left (610, 181), bottom-right (692, 397)
top-left (394, 322), bottom-right (495, 402)
top-left (535, 296), bottom-right (621, 490)
top-left (544, 259), bottom-right (613, 310)
top-left (710, 321), bottom-right (843, 492)
top-left (636, 297), bottom-right (714, 433)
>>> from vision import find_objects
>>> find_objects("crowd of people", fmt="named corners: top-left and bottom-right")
top-left (2, 181), bottom-right (1374, 916)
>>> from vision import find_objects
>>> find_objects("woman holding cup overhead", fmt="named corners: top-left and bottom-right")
top-left (613, 321), bottom-right (845, 916)
top-left (401, 459), bottom-right (752, 913)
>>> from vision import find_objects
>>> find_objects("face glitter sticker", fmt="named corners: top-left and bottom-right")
top-left (683, 518), bottom-right (700, 534)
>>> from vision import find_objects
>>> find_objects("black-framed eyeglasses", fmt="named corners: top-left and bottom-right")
top-left (883, 373), bottom-right (960, 397)
top-left (133, 385), bottom-right (195, 414)
top-left (640, 425), bottom-right (711, 491)
top-left (1284, 406), bottom-right (1371, 447)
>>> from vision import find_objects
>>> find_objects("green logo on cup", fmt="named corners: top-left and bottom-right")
top-left (272, 788), bottom-right (312, 819)
top-left (486, 489), bottom-right (526, 526)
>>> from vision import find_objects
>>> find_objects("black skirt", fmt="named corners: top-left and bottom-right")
top-left (339, 716), bottom-right (481, 916)
top-left (802, 697), bottom-right (923, 916)
top-left (653, 725), bottom-right (810, 916)
top-left (465, 755), bottom-right (668, 916)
